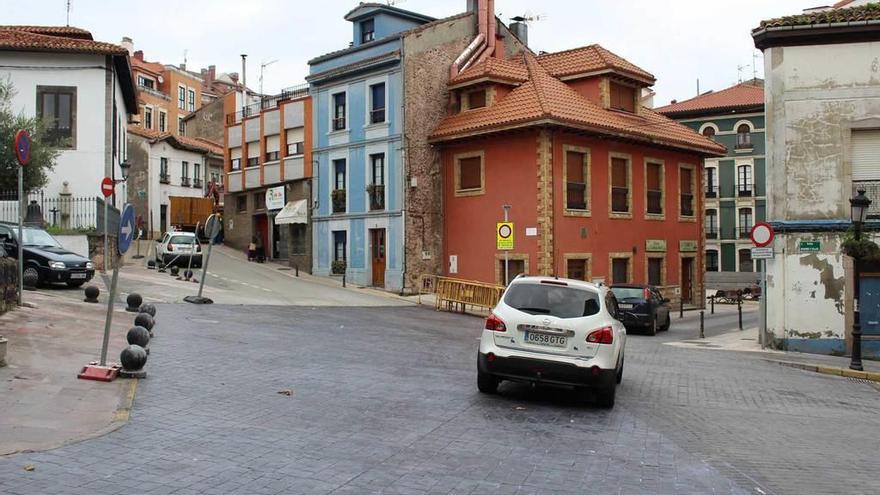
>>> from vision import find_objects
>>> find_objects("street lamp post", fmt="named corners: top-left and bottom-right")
top-left (849, 188), bottom-right (871, 372)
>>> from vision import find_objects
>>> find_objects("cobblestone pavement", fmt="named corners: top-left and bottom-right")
top-left (0, 304), bottom-right (877, 495)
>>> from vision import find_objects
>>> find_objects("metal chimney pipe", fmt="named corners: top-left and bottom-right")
top-left (240, 54), bottom-right (248, 113)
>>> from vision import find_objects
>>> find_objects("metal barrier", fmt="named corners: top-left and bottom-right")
top-left (0, 191), bottom-right (117, 231)
top-left (416, 274), bottom-right (438, 305)
top-left (433, 276), bottom-right (504, 314)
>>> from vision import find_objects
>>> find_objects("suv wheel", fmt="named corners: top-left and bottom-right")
top-left (596, 381), bottom-right (616, 408)
top-left (22, 266), bottom-right (41, 288)
top-left (616, 356), bottom-right (624, 384)
top-left (648, 317), bottom-right (657, 336)
top-left (477, 370), bottom-right (499, 394)
top-left (660, 315), bottom-right (671, 332)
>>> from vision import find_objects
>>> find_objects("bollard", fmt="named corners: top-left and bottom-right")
top-left (679, 298), bottom-right (684, 319)
top-left (295, 264), bottom-right (299, 277)
top-left (343, 272), bottom-right (346, 288)
top-left (738, 296), bottom-right (743, 331)
top-left (170, 266), bottom-right (180, 277)
top-left (139, 303), bottom-right (156, 318)
top-left (157, 263), bottom-right (166, 273)
top-left (710, 295), bottom-right (715, 315)
top-left (134, 312), bottom-right (153, 331)
top-left (119, 345), bottom-right (147, 378)
top-left (700, 310), bottom-right (705, 339)
top-left (125, 293), bottom-right (143, 312)
top-left (83, 285), bottom-right (100, 303)
top-left (147, 260), bottom-right (156, 270)
top-left (184, 269), bottom-right (193, 281)
top-left (126, 326), bottom-right (150, 354)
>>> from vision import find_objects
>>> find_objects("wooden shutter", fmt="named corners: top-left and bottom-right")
top-left (647, 163), bottom-right (661, 190)
top-left (852, 130), bottom-right (880, 181)
top-left (612, 158), bottom-right (627, 187)
top-left (567, 151), bottom-right (584, 182)
top-left (680, 168), bottom-right (692, 193)
top-left (459, 157), bottom-right (482, 190)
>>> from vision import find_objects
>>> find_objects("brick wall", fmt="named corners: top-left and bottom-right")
top-left (88, 233), bottom-right (119, 270)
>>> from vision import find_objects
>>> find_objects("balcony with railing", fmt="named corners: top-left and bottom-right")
top-left (566, 182), bottom-right (587, 210)
top-left (181, 177), bottom-right (191, 187)
top-left (738, 183), bottom-right (753, 197)
top-left (368, 184), bottom-right (385, 211)
top-left (193, 178), bottom-right (202, 188)
top-left (159, 173), bottom-right (170, 185)
top-left (226, 84), bottom-right (309, 125)
top-left (706, 229), bottom-right (718, 240)
top-left (646, 190), bottom-right (662, 215)
top-left (705, 184), bottom-right (718, 198)
top-left (680, 194), bottom-right (694, 217)
top-left (739, 226), bottom-right (752, 239)
top-left (332, 189), bottom-right (346, 214)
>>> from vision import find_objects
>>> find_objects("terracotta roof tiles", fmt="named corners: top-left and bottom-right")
top-left (432, 51), bottom-right (724, 156)
top-left (654, 80), bottom-right (764, 117)
top-left (127, 125), bottom-right (223, 155)
top-left (450, 57), bottom-right (529, 85)
top-left (1, 25), bottom-right (93, 40)
top-left (536, 44), bottom-right (655, 83)
top-left (756, 2), bottom-right (880, 29)
top-left (0, 26), bottom-right (126, 55)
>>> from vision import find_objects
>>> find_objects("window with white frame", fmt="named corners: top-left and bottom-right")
top-left (187, 89), bottom-right (196, 112)
top-left (704, 166), bottom-right (717, 197)
top-left (705, 209), bottom-right (718, 239)
top-left (144, 106), bottom-right (152, 129)
top-left (332, 92), bottom-right (346, 131)
top-left (178, 85), bottom-right (186, 110)
top-left (369, 83), bottom-right (385, 124)
top-left (158, 110), bottom-right (167, 132)
top-left (737, 165), bottom-right (753, 196)
top-left (738, 208), bottom-right (753, 239)
top-left (736, 123), bottom-right (752, 149)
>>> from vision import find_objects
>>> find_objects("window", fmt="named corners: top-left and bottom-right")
top-left (566, 258), bottom-right (589, 281)
top-left (137, 76), bottom-right (154, 89)
top-left (188, 89), bottom-right (195, 112)
top-left (333, 159), bottom-right (346, 214)
top-left (193, 163), bottom-right (201, 187)
top-left (370, 153), bottom-right (385, 211)
top-left (611, 157), bottom-right (629, 213)
top-left (144, 106), bottom-right (153, 129)
top-left (646, 161), bottom-right (663, 215)
top-left (737, 165), bottom-right (753, 196)
top-left (705, 167), bottom-right (717, 197)
top-left (648, 257), bottom-right (663, 286)
top-left (565, 150), bottom-right (588, 211)
top-left (36, 86), bottom-right (76, 148)
top-left (739, 208), bottom-right (753, 239)
top-left (455, 153), bottom-right (484, 195)
top-left (237, 195), bottom-right (247, 213)
top-left (291, 224), bottom-right (306, 255)
top-left (611, 258), bottom-right (629, 284)
top-left (158, 111), bottom-right (167, 132)
top-left (181, 161), bottom-right (190, 186)
top-left (333, 231), bottom-right (347, 261)
top-left (254, 192), bottom-right (266, 211)
top-left (178, 117), bottom-right (185, 135)
top-left (467, 89), bottom-right (487, 109)
top-left (361, 19), bottom-right (375, 43)
top-left (739, 249), bottom-right (753, 272)
top-left (247, 156), bottom-right (259, 168)
top-left (499, 259), bottom-right (525, 286)
top-left (332, 93), bottom-right (346, 131)
top-left (705, 209), bottom-right (718, 239)
top-left (680, 166), bottom-right (694, 217)
top-left (159, 157), bottom-right (169, 183)
top-left (706, 250), bottom-right (719, 272)
top-left (265, 151), bottom-right (280, 162)
top-left (178, 85), bottom-right (186, 110)
top-left (702, 126), bottom-right (716, 139)
top-left (609, 82), bottom-right (636, 113)
top-left (736, 124), bottom-right (752, 149)
top-left (369, 83), bottom-right (386, 124)
top-left (287, 142), bottom-right (304, 156)
top-left (231, 158), bottom-right (241, 171)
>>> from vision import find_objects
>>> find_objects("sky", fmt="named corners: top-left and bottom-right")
top-left (1, 0), bottom-right (815, 105)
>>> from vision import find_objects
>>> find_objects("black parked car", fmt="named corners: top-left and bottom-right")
top-left (610, 284), bottom-right (671, 336)
top-left (0, 222), bottom-right (95, 288)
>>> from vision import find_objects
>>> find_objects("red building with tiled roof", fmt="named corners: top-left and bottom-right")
top-left (431, 41), bottom-right (725, 305)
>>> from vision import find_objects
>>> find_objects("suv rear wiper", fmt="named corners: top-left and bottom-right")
top-left (515, 307), bottom-right (550, 314)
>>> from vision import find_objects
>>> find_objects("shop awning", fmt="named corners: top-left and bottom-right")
top-left (274, 199), bottom-right (308, 225)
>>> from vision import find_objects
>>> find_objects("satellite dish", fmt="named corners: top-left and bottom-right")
top-left (157, 75), bottom-right (165, 84)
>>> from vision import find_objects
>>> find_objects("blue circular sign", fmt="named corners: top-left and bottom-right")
top-left (14, 130), bottom-right (30, 166)
top-left (118, 204), bottom-right (136, 255)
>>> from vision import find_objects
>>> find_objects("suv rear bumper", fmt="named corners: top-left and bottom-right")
top-left (162, 254), bottom-right (202, 266)
top-left (479, 352), bottom-right (615, 389)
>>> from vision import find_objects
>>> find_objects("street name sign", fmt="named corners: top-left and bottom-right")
top-left (497, 222), bottom-right (514, 251)
top-left (799, 240), bottom-right (820, 252)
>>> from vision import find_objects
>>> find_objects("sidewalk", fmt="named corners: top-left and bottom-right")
top-left (0, 290), bottom-right (137, 456)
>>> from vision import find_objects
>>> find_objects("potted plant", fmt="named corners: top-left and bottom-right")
top-left (331, 259), bottom-right (347, 275)
top-left (842, 226), bottom-right (880, 261)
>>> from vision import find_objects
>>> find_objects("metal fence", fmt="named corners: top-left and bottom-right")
top-left (0, 191), bottom-right (120, 232)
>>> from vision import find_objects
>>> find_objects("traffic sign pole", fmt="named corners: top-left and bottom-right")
top-left (186, 213), bottom-right (220, 304)
top-left (99, 257), bottom-right (120, 366)
top-left (100, 177), bottom-right (114, 272)
top-left (503, 206), bottom-right (510, 286)
top-left (17, 163), bottom-right (23, 306)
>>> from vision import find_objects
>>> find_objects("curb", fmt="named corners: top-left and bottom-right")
top-left (773, 360), bottom-right (880, 382)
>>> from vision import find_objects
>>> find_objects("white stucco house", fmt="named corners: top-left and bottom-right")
top-left (0, 26), bottom-right (137, 205)
top-left (753, 2), bottom-right (880, 358)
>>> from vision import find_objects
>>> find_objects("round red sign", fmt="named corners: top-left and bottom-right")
top-left (750, 222), bottom-right (774, 247)
top-left (100, 177), bottom-right (115, 198)
top-left (14, 129), bottom-right (30, 166)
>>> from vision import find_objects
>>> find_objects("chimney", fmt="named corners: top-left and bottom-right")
top-left (466, 0), bottom-right (478, 12)
top-left (121, 37), bottom-right (134, 56)
top-left (133, 50), bottom-right (144, 61)
top-left (230, 72), bottom-right (239, 83)
top-left (208, 65), bottom-right (216, 82)
top-left (179, 63), bottom-right (186, 71)
top-left (510, 22), bottom-right (528, 46)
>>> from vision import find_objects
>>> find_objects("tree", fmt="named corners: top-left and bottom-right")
top-left (0, 78), bottom-right (59, 192)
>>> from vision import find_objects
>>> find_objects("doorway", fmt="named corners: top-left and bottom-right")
top-left (254, 214), bottom-right (268, 261)
top-left (370, 228), bottom-right (386, 287)
top-left (160, 205), bottom-right (167, 235)
top-left (681, 257), bottom-right (694, 304)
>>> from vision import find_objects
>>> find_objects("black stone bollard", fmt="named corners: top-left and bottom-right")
top-left (700, 310), bottom-right (705, 339)
top-left (184, 269), bottom-right (193, 281)
top-left (147, 260), bottom-right (156, 270)
top-left (710, 295), bottom-right (715, 315)
top-left (343, 273), bottom-right (346, 288)
top-left (170, 266), bottom-right (180, 277)
top-left (125, 293), bottom-right (143, 312)
top-left (119, 345), bottom-right (147, 378)
top-left (679, 298), bottom-right (684, 319)
top-left (83, 285), bottom-right (100, 303)
top-left (157, 263), bottom-right (166, 273)
top-left (134, 312), bottom-right (154, 331)
top-left (295, 264), bottom-right (299, 277)
top-left (738, 296), bottom-right (743, 331)
top-left (139, 303), bottom-right (157, 318)
top-left (127, 326), bottom-right (150, 348)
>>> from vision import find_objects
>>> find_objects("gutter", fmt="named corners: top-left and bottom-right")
top-left (753, 19), bottom-right (880, 49)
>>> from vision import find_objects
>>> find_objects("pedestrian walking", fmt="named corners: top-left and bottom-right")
top-left (248, 236), bottom-right (257, 262)
top-left (255, 233), bottom-right (265, 263)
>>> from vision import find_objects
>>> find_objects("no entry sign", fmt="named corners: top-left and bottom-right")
top-left (750, 222), bottom-right (774, 247)
top-left (14, 129), bottom-right (30, 166)
top-left (101, 177), bottom-right (114, 198)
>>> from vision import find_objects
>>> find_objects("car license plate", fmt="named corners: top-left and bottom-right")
top-left (523, 332), bottom-right (566, 348)
top-left (619, 303), bottom-right (634, 309)
top-left (70, 273), bottom-right (87, 279)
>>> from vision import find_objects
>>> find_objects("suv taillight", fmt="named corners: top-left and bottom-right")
top-left (485, 314), bottom-right (507, 332)
top-left (587, 326), bottom-right (614, 344)
top-left (644, 287), bottom-right (652, 300)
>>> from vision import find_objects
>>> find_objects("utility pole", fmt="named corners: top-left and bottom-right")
top-left (260, 59), bottom-right (278, 96)
top-left (66, 0), bottom-right (71, 26)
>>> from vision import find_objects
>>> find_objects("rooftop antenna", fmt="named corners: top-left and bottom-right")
top-left (510, 11), bottom-right (547, 24)
top-left (752, 51), bottom-right (761, 81)
top-left (737, 63), bottom-right (749, 83)
top-left (259, 59), bottom-right (278, 96)
top-left (183, 49), bottom-right (188, 67)
top-left (66, 0), bottom-right (71, 26)
top-left (386, 0), bottom-right (405, 5)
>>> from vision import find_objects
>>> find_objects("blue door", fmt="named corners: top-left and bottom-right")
top-left (860, 276), bottom-right (880, 336)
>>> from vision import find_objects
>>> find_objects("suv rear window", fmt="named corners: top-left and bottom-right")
top-left (611, 287), bottom-right (645, 301)
top-left (169, 235), bottom-right (196, 244)
top-left (504, 283), bottom-right (601, 319)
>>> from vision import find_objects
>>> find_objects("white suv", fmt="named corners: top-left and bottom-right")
top-left (155, 231), bottom-right (202, 268)
top-left (477, 276), bottom-right (627, 407)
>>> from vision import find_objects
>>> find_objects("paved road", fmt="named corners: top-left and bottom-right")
top-left (1, 302), bottom-right (874, 495)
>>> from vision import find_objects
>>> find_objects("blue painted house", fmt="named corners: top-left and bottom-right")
top-left (307, 3), bottom-right (436, 291)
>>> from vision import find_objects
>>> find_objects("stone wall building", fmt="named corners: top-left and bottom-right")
top-left (753, 2), bottom-right (880, 357)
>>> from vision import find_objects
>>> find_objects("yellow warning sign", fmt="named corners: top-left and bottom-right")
top-left (497, 222), bottom-right (514, 251)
